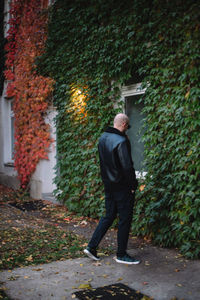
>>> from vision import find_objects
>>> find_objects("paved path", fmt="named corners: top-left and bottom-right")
top-left (1, 245), bottom-right (200, 300)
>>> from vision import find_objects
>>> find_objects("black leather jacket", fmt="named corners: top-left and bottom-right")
top-left (98, 127), bottom-right (138, 191)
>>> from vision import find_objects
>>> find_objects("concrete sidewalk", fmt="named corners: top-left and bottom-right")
top-left (0, 245), bottom-right (200, 300)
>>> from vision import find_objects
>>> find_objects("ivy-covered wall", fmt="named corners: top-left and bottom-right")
top-left (0, 0), bottom-right (5, 95)
top-left (37, 0), bottom-right (200, 258)
top-left (4, 0), bottom-right (54, 188)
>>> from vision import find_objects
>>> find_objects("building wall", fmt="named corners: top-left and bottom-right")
top-left (30, 108), bottom-right (57, 200)
top-left (0, 1), bottom-right (18, 188)
top-left (0, 84), bottom-right (20, 188)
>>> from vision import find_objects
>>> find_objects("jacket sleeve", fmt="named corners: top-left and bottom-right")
top-left (117, 140), bottom-right (138, 190)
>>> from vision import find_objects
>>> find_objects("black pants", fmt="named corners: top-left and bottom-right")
top-left (88, 186), bottom-right (134, 257)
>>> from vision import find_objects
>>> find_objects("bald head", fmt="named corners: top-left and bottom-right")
top-left (114, 113), bottom-right (130, 133)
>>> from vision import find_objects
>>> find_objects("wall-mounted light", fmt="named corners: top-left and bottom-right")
top-left (67, 85), bottom-right (87, 120)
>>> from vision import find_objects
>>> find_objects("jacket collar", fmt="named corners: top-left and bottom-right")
top-left (105, 126), bottom-right (126, 137)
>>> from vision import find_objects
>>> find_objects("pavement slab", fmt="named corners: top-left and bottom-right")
top-left (1, 245), bottom-right (200, 300)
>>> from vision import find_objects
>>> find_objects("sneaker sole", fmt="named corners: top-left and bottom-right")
top-left (115, 257), bottom-right (140, 265)
top-left (84, 249), bottom-right (100, 261)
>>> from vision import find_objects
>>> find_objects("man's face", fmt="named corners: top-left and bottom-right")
top-left (123, 122), bottom-right (130, 133)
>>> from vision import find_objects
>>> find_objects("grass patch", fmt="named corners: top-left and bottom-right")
top-left (0, 184), bottom-right (112, 271)
top-left (0, 224), bottom-right (87, 270)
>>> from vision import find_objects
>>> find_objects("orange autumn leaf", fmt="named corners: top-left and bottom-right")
top-left (139, 184), bottom-right (146, 192)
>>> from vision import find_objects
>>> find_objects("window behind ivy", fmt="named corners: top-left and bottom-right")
top-left (125, 95), bottom-right (146, 172)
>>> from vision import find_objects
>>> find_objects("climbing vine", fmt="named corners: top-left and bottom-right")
top-left (0, 0), bottom-right (5, 95)
top-left (5, 0), bottom-right (54, 188)
top-left (38, 0), bottom-right (200, 258)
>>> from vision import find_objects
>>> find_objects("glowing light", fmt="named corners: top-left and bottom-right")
top-left (67, 85), bottom-right (88, 120)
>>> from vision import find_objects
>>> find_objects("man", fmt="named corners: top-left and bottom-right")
top-left (84, 113), bottom-right (140, 264)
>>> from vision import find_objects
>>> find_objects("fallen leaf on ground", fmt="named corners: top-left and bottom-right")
top-left (174, 268), bottom-right (180, 272)
top-left (78, 283), bottom-right (92, 289)
top-left (26, 255), bottom-right (33, 262)
top-left (98, 253), bottom-right (106, 257)
top-left (176, 283), bottom-right (182, 287)
top-left (64, 217), bottom-right (71, 222)
top-left (92, 262), bottom-right (101, 266)
top-left (80, 220), bottom-right (88, 226)
top-left (8, 275), bottom-right (20, 281)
